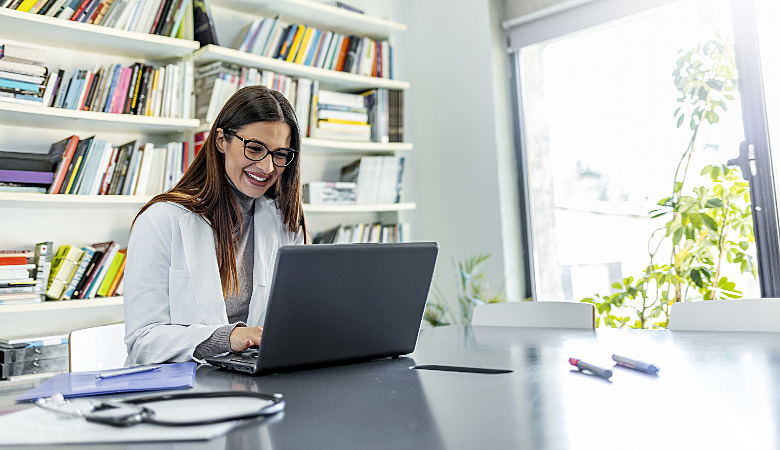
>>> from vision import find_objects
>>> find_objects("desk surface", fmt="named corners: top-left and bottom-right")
top-left (3, 326), bottom-right (780, 449)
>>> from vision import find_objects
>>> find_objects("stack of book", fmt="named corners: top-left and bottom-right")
top-left (0, 249), bottom-right (40, 305)
top-left (311, 89), bottom-right (370, 142)
top-left (0, 140), bottom-right (66, 193)
top-left (302, 181), bottom-right (356, 205)
top-left (0, 333), bottom-right (69, 380)
top-left (46, 136), bottom-right (189, 196)
top-left (0, 43), bottom-right (47, 106)
top-left (46, 241), bottom-right (126, 300)
top-left (1, 0), bottom-right (192, 39)
top-left (232, 16), bottom-right (393, 79)
top-left (194, 61), bottom-right (295, 122)
top-left (339, 156), bottom-right (404, 204)
top-left (42, 60), bottom-right (193, 119)
top-left (313, 222), bottom-right (409, 244)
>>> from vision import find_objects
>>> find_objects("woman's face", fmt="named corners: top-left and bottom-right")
top-left (216, 121), bottom-right (292, 198)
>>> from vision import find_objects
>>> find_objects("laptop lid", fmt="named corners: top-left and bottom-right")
top-left (254, 242), bottom-right (439, 374)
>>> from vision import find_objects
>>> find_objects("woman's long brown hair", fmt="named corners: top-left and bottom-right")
top-left (133, 85), bottom-right (308, 297)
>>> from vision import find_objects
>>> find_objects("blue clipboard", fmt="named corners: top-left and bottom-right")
top-left (16, 362), bottom-right (196, 402)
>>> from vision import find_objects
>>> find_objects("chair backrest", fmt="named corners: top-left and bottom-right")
top-left (669, 299), bottom-right (780, 332)
top-left (471, 302), bottom-right (596, 329)
top-left (69, 323), bottom-right (127, 372)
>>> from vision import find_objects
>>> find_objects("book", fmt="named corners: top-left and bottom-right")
top-left (33, 242), bottom-right (52, 300)
top-left (0, 44), bottom-right (45, 66)
top-left (47, 136), bottom-right (80, 194)
top-left (96, 249), bottom-right (124, 296)
top-left (192, 0), bottom-right (218, 47)
top-left (84, 242), bottom-right (118, 299)
top-left (60, 246), bottom-right (95, 300)
top-left (73, 241), bottom-right (111, 299)
top-left (59, 136), bottom-right (93, 194)
top-left (0, 333), bottom-right (68, 349)
top-left (106, 248), bottom-right (126, 297)
top-left (303, 181), bottom-right (356, 205)
top-left (45, 245), bottom-right (83, 300)
top-left (0, 170), bottom-right (54, 186)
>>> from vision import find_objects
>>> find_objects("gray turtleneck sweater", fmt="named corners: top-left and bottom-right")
top-left (193, 181), bottom-right (255, 359)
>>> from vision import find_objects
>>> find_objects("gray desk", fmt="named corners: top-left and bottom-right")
top-left (3, 326), bottom-right (780, 449)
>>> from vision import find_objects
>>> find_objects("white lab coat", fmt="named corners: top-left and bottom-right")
top-left (124, 198), bottom-right (304, 365)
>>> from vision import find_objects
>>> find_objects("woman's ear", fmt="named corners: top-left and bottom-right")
top-left (215, 128), bottom-right (226, 154)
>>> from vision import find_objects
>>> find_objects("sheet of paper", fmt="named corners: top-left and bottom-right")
top-left (0, 406), bottom-right (235, 445)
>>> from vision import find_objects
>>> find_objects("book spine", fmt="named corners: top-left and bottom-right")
top-left (61, 247), bottom-right (94, 300)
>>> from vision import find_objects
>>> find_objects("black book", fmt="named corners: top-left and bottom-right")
top-left (272, 25), bottom-right (292, 59)
top-left (72, 250), bottom-right (103, 299)
top-left (81, 69), bottom-right (101, 112)
top-left (110, 141), bottom-right (136, 195)
top-left (134, 66), bottom-right (152, 116)
top-left (106, 144), bottom-right (128, 194)
top-left (279, 24), bottom-right (299, 60)
top-left (161, 0), bottom-right (183, 36)
top-left (67, 136), bottom-right (95, 194)
top-left (192, 0), bottom-right (219, 47)
top-left (46, 69), bottom-right (65, 107)
top-left (343, 36), bottom-right (360, 72)
top-left (37, 0), bottom-right (60, 15)
top-left (154, 0), bottom-right (175, 34)
top-left (58, 136), bottom-right (92, 194)
top-left (123, 63), bottom-right (140, 115)
top-left (0, 149), bottom-right (58, 172)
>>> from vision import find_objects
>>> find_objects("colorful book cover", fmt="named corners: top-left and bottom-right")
top-left (96, 249), bottom-right (124, 297)
top-left (61, 246), bottom-right (95, 300)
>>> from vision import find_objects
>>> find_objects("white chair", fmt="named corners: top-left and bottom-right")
top-left (669, 299), bottom-right (780, 332)
top-left (69, 323), bottom-right (127, 372)
top-left (471, 302), bottom-right (596, 329)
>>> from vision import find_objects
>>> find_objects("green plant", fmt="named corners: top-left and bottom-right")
top-left (424, 253), bottom-right (506, 327)
top-left (581, 31), bottom-right (757, 328)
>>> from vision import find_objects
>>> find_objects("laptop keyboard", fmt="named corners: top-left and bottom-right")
top-left (229, 351), bottom-right (258, 364)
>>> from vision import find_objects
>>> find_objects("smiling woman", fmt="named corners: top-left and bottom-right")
top-left (123, 86), bottom-right (309, 365)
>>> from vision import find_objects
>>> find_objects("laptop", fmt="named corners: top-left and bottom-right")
top-left (205, 242), bottom-right (439, 375)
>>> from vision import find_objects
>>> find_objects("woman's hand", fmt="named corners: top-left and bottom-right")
top-left (229, 326), bottom-right (263, 352)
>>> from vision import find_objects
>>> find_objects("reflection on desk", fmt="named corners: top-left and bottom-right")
top-left (2, 326), bottom-right (780, 449)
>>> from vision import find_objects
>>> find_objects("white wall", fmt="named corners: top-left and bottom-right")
top-left (392, 0), bottom-right (525, 310)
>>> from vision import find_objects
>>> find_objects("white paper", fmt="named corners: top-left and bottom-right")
top-left (0, 406), bottom-right (235, 445)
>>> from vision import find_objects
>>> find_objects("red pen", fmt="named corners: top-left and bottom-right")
top-left (569, 358), bottom-right (612, 380)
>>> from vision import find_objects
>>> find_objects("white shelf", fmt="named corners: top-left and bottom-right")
top-left (0, 194), bottom-right (416, 212)
top-left (0, 8), bottom-right (198, 59)
top-left (192, 45), bottom-right (410, 91)
top-left (209, 0), bottom-right (405, 39)
top-left (0, 297), bottom-right (123, 313)
top-left (0, 102), bottom-right (200, 134)
top-left (303, 203), bottom-right (416, 213)
top-left (302, 138), bottom-right (412, 152)
top-left (0, 192), bottom-right (152, 208)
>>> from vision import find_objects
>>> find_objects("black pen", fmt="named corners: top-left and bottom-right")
top-left (569, 358), bottom-right (612, 380)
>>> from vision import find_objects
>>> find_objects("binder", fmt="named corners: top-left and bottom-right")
top-left (16, 362), bottom-right (196, 402)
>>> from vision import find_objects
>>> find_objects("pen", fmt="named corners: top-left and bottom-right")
top-left (612, 354), bottom-right (660, 374)
top-left (568, 358), bottom-right (612, 380)
top-left (96, 365), bottom-right (162, 379)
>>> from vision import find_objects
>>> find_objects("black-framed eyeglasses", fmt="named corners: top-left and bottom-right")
top-left (226, 131), bottom-right (297, 167)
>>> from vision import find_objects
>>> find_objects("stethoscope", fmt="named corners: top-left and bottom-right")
top-left (35, 391), bottom-right (285, 427)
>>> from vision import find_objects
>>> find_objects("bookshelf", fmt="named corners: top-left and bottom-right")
top-left (0, 2), bottom-right (411, 353)
top-left (0, 8), bottom-right (198, 59)
top-left (0, 103), bottom-right (200, 134)
top-left (192, 45), bottom-right (410, 90)
top-left (208, 0), bottom-right (406, 38)
top-left (0, 297), bottom-right (124, 313)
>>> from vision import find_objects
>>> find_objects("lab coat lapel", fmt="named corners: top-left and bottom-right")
top-left (179, 213), bottom-right (229, 325)
top-left (246, 198), bottom-right (279, 327)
